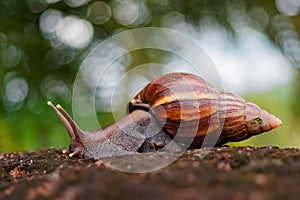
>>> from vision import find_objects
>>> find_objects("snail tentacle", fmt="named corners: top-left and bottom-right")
top-left (48, 101), bottom-right (86, 156)
top-left (48, 101), bottom-right (75, 139)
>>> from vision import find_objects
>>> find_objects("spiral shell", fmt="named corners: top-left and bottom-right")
top-left (128, 72), bottom-right (282, 146)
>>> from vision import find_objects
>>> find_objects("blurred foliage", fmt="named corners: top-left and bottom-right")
top-left (0, 0), bottom-right (300, 151)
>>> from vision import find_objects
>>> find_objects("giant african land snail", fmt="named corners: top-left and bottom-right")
top-left (48, 73), bottom-right (282, 159)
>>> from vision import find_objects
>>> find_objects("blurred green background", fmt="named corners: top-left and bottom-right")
top-left (0, 0), bottom-right (299, 152)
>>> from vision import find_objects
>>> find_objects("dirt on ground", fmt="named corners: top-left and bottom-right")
top-left (0, 146), bottom-right (300, 200)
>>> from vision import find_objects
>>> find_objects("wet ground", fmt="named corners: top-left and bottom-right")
top-left (1, 146), bottom-right (300, 200)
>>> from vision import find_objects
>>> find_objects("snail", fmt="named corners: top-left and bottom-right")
top-left (48, 72), bottom-right (282, 159)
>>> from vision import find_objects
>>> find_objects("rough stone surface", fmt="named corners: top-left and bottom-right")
top-left (1, 146), bottom-right (300, 200)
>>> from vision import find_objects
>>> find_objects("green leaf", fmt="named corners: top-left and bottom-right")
top-left (251, 117), bottom-right (263, 125)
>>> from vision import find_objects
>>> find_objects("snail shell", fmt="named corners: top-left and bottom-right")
top-left (128, 72), bottom-right (282, 146)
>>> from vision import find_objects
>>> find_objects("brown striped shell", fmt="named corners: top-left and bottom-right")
top-left (128, 72), bottom-right (282, 146)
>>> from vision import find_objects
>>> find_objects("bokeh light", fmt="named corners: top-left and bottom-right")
top-left (64, 0), bottom-right (90, 8)
top-left (39, 9), bottom-right (64, 38)
top-left (2, 72), bottom-right (28, 112)
top-left (45, 0), bottom-right (61, 4)
top-left (112, 0), bottom-right (151, 27)
top-left (272, 15), bottom-right (300, 70)
top-left (275, 0), bottom-right (300, 16)
top-left (1, 45), bottom-right (23, 68)
top-left (39, 9), bottom-right (93, 49)
top-left (56, 15), bottom-right (93, 49)
top-left (248, 6), bottom-right (269, 31)
top-left (28, 0), bottom-right (48, 13)
top-left (40, 75), bottom-right (71, 102)
top-left (87, 1), bottom-right (112, 24)
top-left (79, 40), bottom-right (131, 112)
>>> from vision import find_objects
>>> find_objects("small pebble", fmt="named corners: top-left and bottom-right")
top-left (216, 161), bottom-right (231, 171)
top-left (254, 174), bottom-right (268, 186)
top-left (95, 160), bottom-right (104, 167)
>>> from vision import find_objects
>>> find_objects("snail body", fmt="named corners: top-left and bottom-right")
top-left (48, 72), bottom-right (282, 159)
